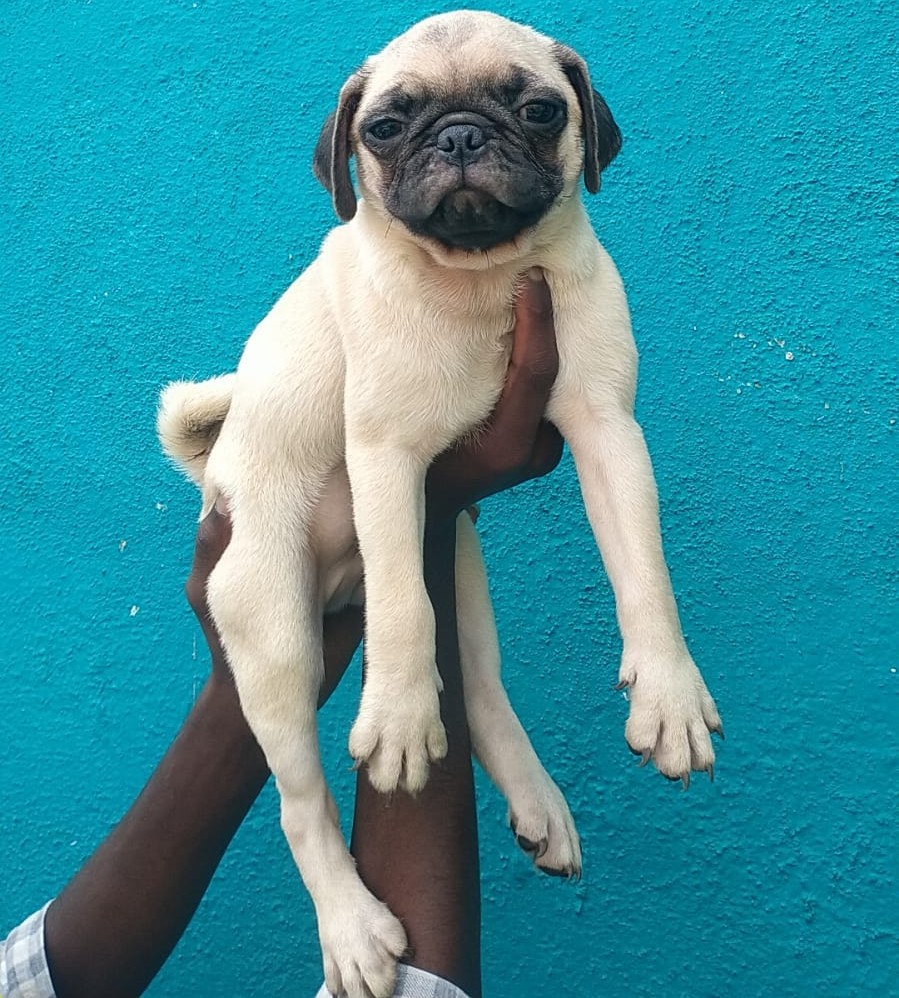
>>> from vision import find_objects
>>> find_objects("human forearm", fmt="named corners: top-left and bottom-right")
top-left (44, 676), bottom-right (267, 997)
top-left (351, 522), bottom-right (481, 998)
top-left (349, 275), bottom-right (560, 998)
top-left (44, 605), bottom-right (363, 998)
top-left (40, 272), bottom-right (556, 997)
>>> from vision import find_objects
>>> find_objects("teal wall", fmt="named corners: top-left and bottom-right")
top-left (2, 2), bottom-right (896, 995)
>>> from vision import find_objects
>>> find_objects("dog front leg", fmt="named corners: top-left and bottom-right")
top-left (560, 403), bottom-right (722, 783)
top-left (345, 439), bottom-right (448, 794)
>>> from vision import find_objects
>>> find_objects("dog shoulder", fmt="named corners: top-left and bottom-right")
top-left (545, 230), bottom-right (639, 415)
top-left (235, 251), bottom-right (348, 384)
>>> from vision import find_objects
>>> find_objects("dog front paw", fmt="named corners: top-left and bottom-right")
top-left (618, 649), bottom-right (723, 786)
top-left (508, 771), bottom-right (581, 879)
top-left (319, 888), bottom-right (407, 998)
top-left (349, 675), bottom-right (447, 794)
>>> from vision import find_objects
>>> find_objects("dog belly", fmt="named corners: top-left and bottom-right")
top-left (313, 464), bottom-right (365, 611)
top-left (321, 551), bottom-right (364, 612)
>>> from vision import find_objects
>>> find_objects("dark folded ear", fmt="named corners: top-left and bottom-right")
top-left (312, 71), bottom-right (367, 221)
top-left (554, 45), bottom-right (622, 194)
top-left (312, 110), bottom-right (338, 194)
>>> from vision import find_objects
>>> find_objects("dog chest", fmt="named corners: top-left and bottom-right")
top-left (343, 313), bottom-right (510, 454)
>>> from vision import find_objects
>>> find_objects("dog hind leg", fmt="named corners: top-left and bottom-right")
top-left (206, 502), bottom-right (406, 998)
top-left (455, 512), bottom-right (581, 878)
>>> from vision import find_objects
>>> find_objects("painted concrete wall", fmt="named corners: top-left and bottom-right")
top-left (2, 1), bottom-right (895, 995)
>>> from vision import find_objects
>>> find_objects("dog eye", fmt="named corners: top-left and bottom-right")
top-left (519, 101), bottom-right (559, 125)
top-left (367, 119), bottom-right (404, 141)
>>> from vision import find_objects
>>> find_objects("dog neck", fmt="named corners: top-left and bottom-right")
top-left (351, 193), bottom-right (594, 312)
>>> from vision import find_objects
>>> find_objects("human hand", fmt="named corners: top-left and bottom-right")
top-left (184, 501), bottom-right (233, 685)
top-left (184, 269), bottom-right (559, 689)
top-left (351, 271), bottom-right (560, 994)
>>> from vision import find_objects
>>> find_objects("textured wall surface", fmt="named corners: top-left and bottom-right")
top-left (2, 1), bottom-right (896, 995)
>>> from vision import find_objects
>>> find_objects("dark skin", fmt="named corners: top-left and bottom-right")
top-left (42, 273), bottom-right (561, 998)
top-left (355, 272), bottom-right (561, 997)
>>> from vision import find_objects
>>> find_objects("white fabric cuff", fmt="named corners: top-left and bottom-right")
top-left (0, 902), bottom-right (56, 998)
top-left (315, 963), bottom-right (470, 998)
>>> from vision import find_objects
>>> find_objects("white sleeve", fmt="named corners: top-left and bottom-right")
top-left (315, 964), bottom-right (471, 998)
top-left (0, 903), bottom-right (56, 998)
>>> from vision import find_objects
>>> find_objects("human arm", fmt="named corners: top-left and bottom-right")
top-left (42, 513), bottom-right (365, 998)
top-left (351, 272), bottom-right (560, 998)
top-left (37, 271), bottom-right (559, 998)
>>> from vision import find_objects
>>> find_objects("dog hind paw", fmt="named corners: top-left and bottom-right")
top-left (320, 894), bottom-right (407, 998)
top-left (508, 773), bottom-right (581, 879)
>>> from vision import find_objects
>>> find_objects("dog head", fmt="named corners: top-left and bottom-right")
top-left (313, 11), bottom-right (621, 258)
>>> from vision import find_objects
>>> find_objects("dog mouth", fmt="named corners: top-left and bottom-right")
top-left (417, 188), bottom-right (544, 250)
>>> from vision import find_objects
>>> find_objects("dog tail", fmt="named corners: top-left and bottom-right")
top-left (157, 375), bottom-right (235, 487)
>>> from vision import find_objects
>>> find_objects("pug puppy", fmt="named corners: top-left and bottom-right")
top-left (158, 10), bottom-right (722, 997)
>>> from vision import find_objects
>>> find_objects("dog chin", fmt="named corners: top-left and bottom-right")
top-left (396, 224), bottom-right (534, 271)
top-left (402, 191), bottom-right (547, 269)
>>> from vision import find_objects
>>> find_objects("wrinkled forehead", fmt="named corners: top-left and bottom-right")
top-left (358, 12), bottom-right (569, 116)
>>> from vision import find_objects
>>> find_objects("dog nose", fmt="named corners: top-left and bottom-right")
top-left (436, 123), bottom-right (487, 164)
